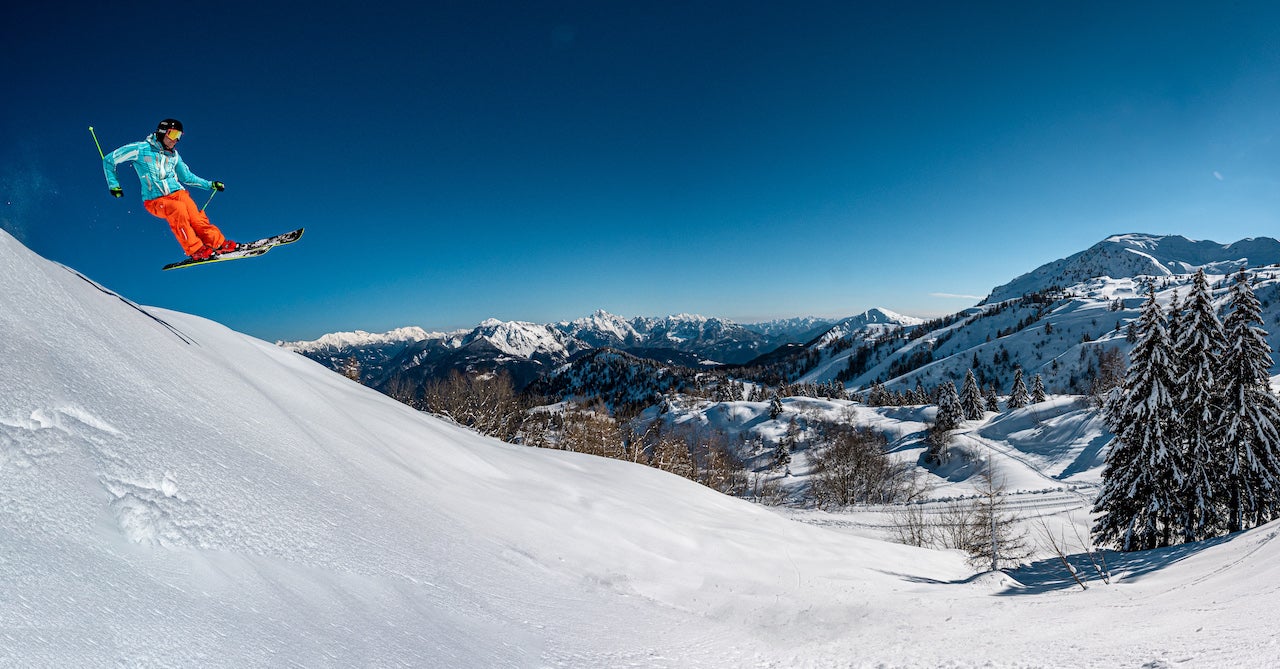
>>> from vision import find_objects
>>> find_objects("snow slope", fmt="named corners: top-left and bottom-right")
top-left (3, 227), bottom-right (1280, 667)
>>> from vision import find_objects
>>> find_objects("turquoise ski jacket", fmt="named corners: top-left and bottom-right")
top-left (103, 134), bottom-right (214, 202)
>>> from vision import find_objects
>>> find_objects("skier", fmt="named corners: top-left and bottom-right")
top-left (102, 119), bottom-right (238, 261)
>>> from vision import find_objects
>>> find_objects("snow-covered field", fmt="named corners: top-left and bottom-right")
top-left (3, 226), bottom-right (1279, 668)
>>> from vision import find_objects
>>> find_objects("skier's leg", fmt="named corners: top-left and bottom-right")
top-left (170, 190), bottom-right (227, 249)
top-left (144, 193), bottom-right (207, 256)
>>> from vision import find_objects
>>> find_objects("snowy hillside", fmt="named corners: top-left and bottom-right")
top-left (796, 270), bottom-right (1280, 398)
top-left (5, 227), bottom-right (1280, 667)
top-left (986, 233), bottom-right (1280, 304)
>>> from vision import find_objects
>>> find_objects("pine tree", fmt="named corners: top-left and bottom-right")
top-left (1031, 374), bottom-right (1047, 403)
top-left (1007, 367), bottom-right (1030, 409)
top-left (1093, 286), bottom-right (1183, 551)
top-left (1175, 270), bottom-right (1226, 541)
top-left (935, 381), bottom-right (963, 432)
top-left (1215, 269), bottom-right (1280, 533)
top-left (960, 369), bottom-right (985, 420)
top-left (773, 436), bottom-right (792, 471)
top-left (868, 381), bottom-right (890, 406)
top-left (926, 381), bottom-right (964, 466)
top-left (984, 386), bottom-right (1000, 412)
top-left (913, 378), bottom-right (928, 404)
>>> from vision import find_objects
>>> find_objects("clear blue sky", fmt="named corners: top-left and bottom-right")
top-left (3, 2), bottom-right (1279, 341)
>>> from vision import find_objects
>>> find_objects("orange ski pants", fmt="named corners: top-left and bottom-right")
top-left (143, 190), bottom-right (227, 255)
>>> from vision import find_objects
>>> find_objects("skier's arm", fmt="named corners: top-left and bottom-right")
top-left (175, 156), bottom-right (213, 191)
top-left (102, 141), bottom-right (145, 191)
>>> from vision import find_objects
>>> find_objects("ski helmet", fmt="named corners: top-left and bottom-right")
top-left (156, 118), bottom-right (183, 143)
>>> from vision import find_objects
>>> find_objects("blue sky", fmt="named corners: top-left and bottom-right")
top-left (3, 2), bottom-right (1279, 341)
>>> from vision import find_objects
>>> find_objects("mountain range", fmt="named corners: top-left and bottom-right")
top-left (283, 233), bottom-right (1280, 402)
top-left (280, 310), bottom-right (847, 391)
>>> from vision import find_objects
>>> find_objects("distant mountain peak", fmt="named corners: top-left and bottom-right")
top-left (279, 326), bottom-right (443, 353)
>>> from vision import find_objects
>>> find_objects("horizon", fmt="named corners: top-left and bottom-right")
top-left (5, 2), bottom-right (1280, 342)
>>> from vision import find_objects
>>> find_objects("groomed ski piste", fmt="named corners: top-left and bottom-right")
top-left (3, 225), bottom-right (1279, 668)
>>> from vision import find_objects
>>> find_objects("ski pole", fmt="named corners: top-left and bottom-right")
top-left (89, 125), bottom-right (105, 159)
top-left (201, 190), bottom-right (217, 212)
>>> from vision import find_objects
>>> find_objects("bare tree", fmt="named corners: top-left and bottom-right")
top-left (969, 465), bottom-right (1031, 571)
top-left (423, 371), bottom-right (528, 442)
top-left (810, 424), bottom-right (918, 508)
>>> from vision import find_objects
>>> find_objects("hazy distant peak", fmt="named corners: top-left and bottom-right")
top-left (279, 326), bottom-right (441, 352)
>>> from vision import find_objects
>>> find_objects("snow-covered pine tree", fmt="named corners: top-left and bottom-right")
top-left (1031, 374), bottom-right (1047, 403)
top-left (926, 381), bottom-right (963, 465)
top-left (868, 381), bottom-right (890, 406)
top-left (984, 386), bottom-right (1000, 412)
top-left (913, 378), bottom-right (928, 405)
top-left (960, 369), bottom-right (985, 420)
top-left (1175, 270), bottom-right (1226, 542)
top-left (1215, 269), bottom-right (1280, 533)
top-left (936, 381), bottom-right (964, 432)
top-left (768, 394), bottom-right (784, 420)
top-left (1093, 286), bottom-right (1183, 551)
top-left (773, 436), bottom-right (792, 471)
top-left (1007, 367), bottom-right (1030, 409)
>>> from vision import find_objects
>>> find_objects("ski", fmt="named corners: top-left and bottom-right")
top-left (162, 228), bottom-right (304, 271)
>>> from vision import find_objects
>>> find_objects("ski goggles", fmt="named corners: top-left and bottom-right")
top-left (163, 129), bottom-right (183, 141)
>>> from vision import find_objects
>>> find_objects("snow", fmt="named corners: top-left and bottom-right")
top-left (4, 226), bottom-right (1280, 667)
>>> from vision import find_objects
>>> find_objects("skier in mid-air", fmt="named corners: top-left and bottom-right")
top-left (102, 118), bottom-right (238, 261)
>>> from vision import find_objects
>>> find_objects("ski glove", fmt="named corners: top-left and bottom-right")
top-left (110, 187), bottom-right (123, 198)
top-left (211, 181), bottom-right (225, 192)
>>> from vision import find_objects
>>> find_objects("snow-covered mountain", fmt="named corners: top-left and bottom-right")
top-left (468, 317), bottom-right (586, 359)
top-left (798, 268), bottom-right (1280, 397)
top-left (766, 235), bottom-right (1280, 395)
top-left (740, 315), bottom-right (838, 340)
top-left (815, 307), bottom-right (924, 346)
top-left (284, 233), bottom-right (1280, 406)
top-left (280, 326), bottom-right (444, 353)
top-left (278, 326), bottom-right (462, 384)
top-left (554, 309), bottom-right (645, 348)
top-left (985, 233), bottom-right (1280, 304)
top-left (287, 310), bottom-right (824, 391)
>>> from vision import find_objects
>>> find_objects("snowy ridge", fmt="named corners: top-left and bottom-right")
top-left (467, 318), bottom-right (583, 358)
top-left (985, 233), bottom-right (1280, 304)
top-left (740, 315), bottom-right (837, 338)
top-left (555, 309), bottom-right (643, 348)
top-left (278, 326), bottom-right (450, 353)
top-left (796, 269), bottom-right (1280, 397)
top-left (816, 307), bottom-right (924, 346)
